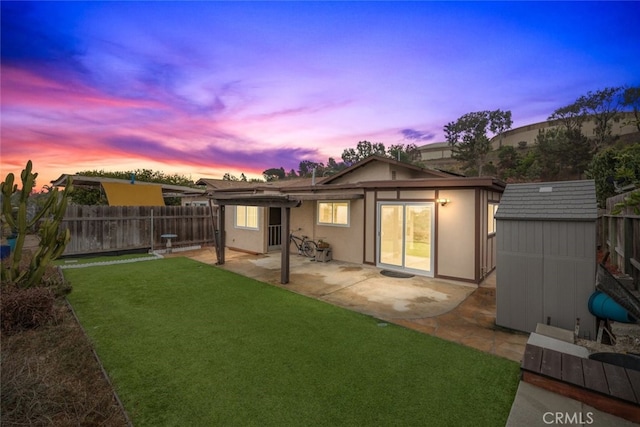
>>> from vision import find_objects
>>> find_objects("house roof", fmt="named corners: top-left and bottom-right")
top-left (495, 180), bottom-right (597, 221)
top-left (321, 155), bottom-right (455, 184)
top-left (198, 157), bottom-right (505, 203)
top-left (196, 177), bottom-right (321, 191)
top-left (51, 174), bottom-right (206, 197)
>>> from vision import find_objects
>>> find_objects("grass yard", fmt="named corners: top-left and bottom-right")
top-left (65, 257), bottom-right (519, 426)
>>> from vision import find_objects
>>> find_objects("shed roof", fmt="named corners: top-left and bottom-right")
top-left (495, 180), bottom-right (597, 221)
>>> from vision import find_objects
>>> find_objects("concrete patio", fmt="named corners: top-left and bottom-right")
top-left (174, 246), bottom-right (529, 363)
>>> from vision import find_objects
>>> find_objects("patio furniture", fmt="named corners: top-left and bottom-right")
top-left (316, 246), bottom-right (332, 262)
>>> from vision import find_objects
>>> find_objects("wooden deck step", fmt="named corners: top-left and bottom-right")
top-left (521, 344), bottom-right (640, 423)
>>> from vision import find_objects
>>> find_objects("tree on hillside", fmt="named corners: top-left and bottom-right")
top-left (550, 86), bottom-right (626, 153)
top-left (387, 143), bottom-right (422, 165)
top-left (496, 145), bottom-right (522, 181)
top-left (578, 86), bottom-right (624, 151)
top-left (445, 110), bottom-right (511, 176)
top-left (489, 110), bottom-right (513, 148)
top-left (548, 102), bottom-right (587, 134)
top-left (341, 141), bottom-right (386, 166)
top-left (531, 129), bottom-right (564, 181)
top-left (587, 143), bottom-right (640, 207)
top-left (529, 128), bottom-right (589, 181)
top-left (622, 85), bottom-right (640, 132)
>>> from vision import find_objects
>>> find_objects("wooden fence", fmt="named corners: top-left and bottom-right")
top-left (601, 192), bottom-right (640, 288)
top-left (60, 205), bottom-right (216, 256)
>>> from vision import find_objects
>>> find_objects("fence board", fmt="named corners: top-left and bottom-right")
top-left (602, 191), bottom-right (640, 287)
top-left (60, 205), bottom-right (216, 255)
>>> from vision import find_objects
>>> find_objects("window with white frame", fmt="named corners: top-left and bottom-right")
top-left (318, 201), bottom-right (349, 226)
top-left (488, 203), bottom-right (498, 235)
top-left (236, 205), bottom-right (259, 229)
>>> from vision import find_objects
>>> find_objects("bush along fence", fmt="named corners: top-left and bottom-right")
top-left (60, 205), bottom-right (216, 256)
top-left (601, 191), bottom-right (640, 288)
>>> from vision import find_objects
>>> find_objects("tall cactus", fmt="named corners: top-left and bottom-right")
top-left (1, 160), bottom-right (73, 287)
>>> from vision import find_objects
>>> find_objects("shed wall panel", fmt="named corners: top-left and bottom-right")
top-left (497, 220), bottom-right (544, 332)
top-left (497, 219), bottom-right (596, 338)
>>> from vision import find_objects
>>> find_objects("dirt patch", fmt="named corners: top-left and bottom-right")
top-left (1, 249), bottom-right (129, 426)
top-left (1, 301), bottom-right (130, 426)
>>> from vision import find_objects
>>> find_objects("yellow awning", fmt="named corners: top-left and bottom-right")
top-left (102, 182), bottom-right (165, 206)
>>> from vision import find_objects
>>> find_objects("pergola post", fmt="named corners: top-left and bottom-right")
top-left (281, 207), bottom-right (291, 284)
top-left (217, 205), bottom-right (225, 264)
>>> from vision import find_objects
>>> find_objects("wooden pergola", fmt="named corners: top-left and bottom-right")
top-left (209, 194), bottom-right (303, 284)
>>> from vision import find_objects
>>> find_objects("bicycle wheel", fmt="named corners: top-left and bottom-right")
top-left (302, 240), bottom-right (317, 258)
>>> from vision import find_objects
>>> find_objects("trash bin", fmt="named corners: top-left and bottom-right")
top-left (0, 245), bottom-right (10, 260)
top-left (7, 236), bottom-right (17, 253)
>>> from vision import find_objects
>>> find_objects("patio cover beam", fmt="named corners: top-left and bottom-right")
top-left (210, 195), bottom-right (302, 208)
top-left (208, 195), bottom-right (302, 284)
top-left (280, 193), bottom-right (364, 201)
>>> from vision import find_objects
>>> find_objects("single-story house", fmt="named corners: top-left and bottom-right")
top-left (201, 156), bottom-right (505, 285)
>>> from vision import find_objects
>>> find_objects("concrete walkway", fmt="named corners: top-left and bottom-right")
top-left (175, 246), bottom-right (529, 363)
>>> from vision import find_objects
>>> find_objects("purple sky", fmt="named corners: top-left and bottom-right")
top-left (2, 1), bottom-right (639, 186)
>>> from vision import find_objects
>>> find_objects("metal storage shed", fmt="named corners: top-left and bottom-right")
top-left (495, 180), bottom-right (597, 339)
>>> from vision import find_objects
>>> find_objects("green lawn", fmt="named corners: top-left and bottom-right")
top-left (65, 258), bottom-right (519, 426)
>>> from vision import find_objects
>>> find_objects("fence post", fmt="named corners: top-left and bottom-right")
top-left (150, 209), bottom-right (154, 253)
top-left (613, 216), bottom-right (620, 267)
top-left (624, 216), bottom-right (633, 275)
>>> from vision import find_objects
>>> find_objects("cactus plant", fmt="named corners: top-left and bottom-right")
top-left (1, 161), bottom-right (73, 287)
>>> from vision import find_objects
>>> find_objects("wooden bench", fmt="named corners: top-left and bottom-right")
top-left (521, 344), bottom-right (640, 423)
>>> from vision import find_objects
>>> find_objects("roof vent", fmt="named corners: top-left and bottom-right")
top-left (539, 186), bottom-right (553, 193)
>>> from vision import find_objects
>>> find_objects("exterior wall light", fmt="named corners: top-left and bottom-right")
top-left (437, 198), bottom-right (450, 206)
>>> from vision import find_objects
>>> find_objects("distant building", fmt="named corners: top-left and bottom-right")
top-left (418, 112), bottom-right (638, 164)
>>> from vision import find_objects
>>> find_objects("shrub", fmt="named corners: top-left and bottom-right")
top-left (1, 286), bottom-right (57, 335)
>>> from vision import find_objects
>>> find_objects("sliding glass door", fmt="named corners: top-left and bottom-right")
top-left (378, 202), bottom-right (434, 275)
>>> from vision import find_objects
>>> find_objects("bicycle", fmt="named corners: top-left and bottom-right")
top-left (289, 233), bottom-right (317, 258)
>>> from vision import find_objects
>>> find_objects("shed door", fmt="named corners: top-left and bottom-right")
top-left (377, 202), bottom-right (434, 276)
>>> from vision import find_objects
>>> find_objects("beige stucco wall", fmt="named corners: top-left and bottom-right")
top-left (313, 199), bottom-right (364, 264)
top-left (290, 201), bottom-right (316, 239)
top-left (399, 190), bottom-right (436, 200)
top-left (436, 189), bottom-right (476, 280)
top-left (330, 162), bottom-right (391, 184)
top-left (290, 199), bottom-right (364, 264)
top-left (224, 206), bottom-right (267, 253)
top-left (376, 190), bottom-right (398, 200)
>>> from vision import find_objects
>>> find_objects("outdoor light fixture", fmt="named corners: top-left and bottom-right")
top-left (436, 198), bottom-right (450, 206)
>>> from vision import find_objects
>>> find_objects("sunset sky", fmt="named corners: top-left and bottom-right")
top-left (2, 1), bottom-right (639, 188)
